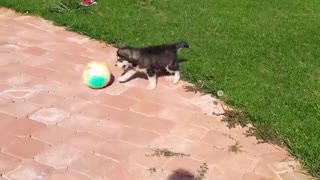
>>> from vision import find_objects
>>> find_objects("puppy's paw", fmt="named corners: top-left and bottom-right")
top-left (118, 76), bottom-right (127, 83)
top-left (173, 71), bottom-right (180, 84)
top-left (147, 84), bottom-right (156, 90)
top-left (173, 77), bottom-right (180, 84)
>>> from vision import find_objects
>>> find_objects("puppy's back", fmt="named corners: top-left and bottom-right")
top-left (139, 41), bottom-right (189, 55)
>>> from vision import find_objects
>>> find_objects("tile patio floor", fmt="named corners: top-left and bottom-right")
top-left (0, 8), bottom-right (313, 180)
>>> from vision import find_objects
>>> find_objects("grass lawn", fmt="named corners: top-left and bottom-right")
top-left (1, 0), bottom-right (320, 177)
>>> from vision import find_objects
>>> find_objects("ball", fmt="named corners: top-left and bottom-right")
top-left (83, 61), bottom-right (111, 89)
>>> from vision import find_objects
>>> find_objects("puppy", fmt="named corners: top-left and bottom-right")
top-left (115, 41), bottom-right (189, 90)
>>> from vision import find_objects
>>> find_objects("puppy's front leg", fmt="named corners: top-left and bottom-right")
top-left (118, 69), bottom-right (136, 83)
top-left (146, 69), bottom-right (157, 90)
top-left (173, 71), bottom-right (180, 84)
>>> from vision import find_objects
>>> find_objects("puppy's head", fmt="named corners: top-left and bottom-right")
top-left (116, 47), bottom-right (133, 70)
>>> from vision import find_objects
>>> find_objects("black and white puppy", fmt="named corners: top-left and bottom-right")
top-left (115, 41), bottom-right (189, 90)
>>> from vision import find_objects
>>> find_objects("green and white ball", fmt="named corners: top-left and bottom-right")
top-left (83, 61), bottom-right (111, 89)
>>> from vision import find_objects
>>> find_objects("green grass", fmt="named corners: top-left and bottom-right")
top-left (1, 0), bottom-right (320, 177)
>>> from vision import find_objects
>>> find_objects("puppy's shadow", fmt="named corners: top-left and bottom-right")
top-left (123, 69), bottom-right (171, 82)
top-left (167, 169), bottom-right (195, 180)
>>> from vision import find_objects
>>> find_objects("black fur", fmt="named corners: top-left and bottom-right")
top-left (116, 41), bottom-right (189, 72)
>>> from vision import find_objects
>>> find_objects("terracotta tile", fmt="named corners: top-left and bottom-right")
top-left (0, 55), bottom-right (20, 67)
top-left (108, 109), bottom-right (175, 134)
top-left (239, 136), bottom-right (280, 157)
top-left (4, 117), bottom-right (46, 137)
top-left (59, 114), bottom-right (100, 132)
top-left (243, 172), bottom-right (274, 180)
top-left (54, 97), bottom-right (90, 114)
top-left (129, 148), bottom-right (170, 169)
top-left (164, 157), bottom-right (203, 175)
top-left (30, 107), bottom-right (70, 125)
top-left (173, 83), bottom-right (202, 99)
top-left (4, 161), bottom-right (53, 180)
top-left (271, 160), bottom-right (301, 174)
top-left (104, 82), bottom-right (129, 95)
top-left (89, 120), bottom-right (127, 139)
top-left (188, 142), bottom-right (224, 162)
top-left (69, 153), bottom-right (116, 179)
top-left (254, 161), bottom-right (279, 179)
top-left (20, 55), bottom-right (53, 67)
top-left (22, 66), bottom-right (57, 78)
top-left (225, 126), bottom-right (250, 141)
top-left (139, 90), bottom-right (196, 110)
top-left (191, 94), bottom-right (215, 105)
top-left (0, 95), bottom-right (13, 105)
top-left (108, 161), bottom-right (149, 180)
top-left (0, 131), bottom-right (19, 149)
top-left (201, 130), bottom-right (236, 149)
top-left (34, 144), bottom-right (82, 169)
top-left (0, 41), bottom-right (19, 51)
top-left (0, 112), bottom-right (16, 128)
top-left (31, 125), bottom-right (75, 145)
top-left (0, 100), bottom-right (41, 118)
top-left (48, 170), bottom-right (90, 180)
top-left (96, 94), bottom-right (138, 110)
top-left (260, 151), bottom-right (289, 164)
top-left (146, 170), bottom-right (170, 180)
top-left (206, 166), bottom-right (246, 180)
top-left (197, 101), bottom-right (219, 115)
top-left (122, 87), bottom-right (150, 101)
top-left (28, 91), bottom-right (65, 107)
top-left (66, 36), bottom-right (89, 44)
top-left (2, 87), bottom-right (38, 99)
top-left (0, 83), bottom-right (11, 92)
top-left (218, 152), bottom-right (260, 172)
top-left (51, 84), bottom-right (99, 102)
top-left (130, 101), bottom-right (166, 117)
top-left (157, 107), bottom-right (199, 124)
top-left (119, 127), bottom-right (159, 147)
top-left (122, 77), bottom-right (150, 88)
top-left (24, 78), bottom-right (61, 91)
top-left (190, 115), bottom-right (230, 132)
top-left (43, 60), bottom-right (74, 72)
top-left (22, 46), bottom-right (48, 56)
top-left (95, 139), bottom-right (140, 161)
top-left (280, 172), bottom-right (313, 180)
top-left (5, 74), bottom-right (34, 86)
top-left (149, 135), bottom-right (193, 155)
top-left (2, 137), bottom-right (49, 159)
top-left (64, 132), bottom-right (104, 152)
top-left (44, 70), bottom-right (76, 84)
top-left (157, 76), bottom-right (184, 89)
top-left (0, 63), bottom-right (26, 78)
top-left (0, 153), bottom-right (20, 174)
top-left (171, 123), bottom-right (208, 141)
top-left (76, 103), bottom-right (112, 119)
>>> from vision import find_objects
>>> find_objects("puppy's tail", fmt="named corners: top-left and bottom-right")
top-left (175, 41), bottom-right (189, 49)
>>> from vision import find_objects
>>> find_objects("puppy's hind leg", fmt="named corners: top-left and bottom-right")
top-left (167, 61), bottom-right (180, 84)
top-left (146, 68), bottom-right (157, 90)
top-left (118, 69), bottom-right (136, 83)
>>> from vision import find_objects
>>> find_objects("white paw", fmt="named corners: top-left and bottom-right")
top-left (173, 71), bottom-right (180, 84)
top-left (147, 84), bottom-right (156, 90)
top-left (118, 76), bottom-right (127, 83)
top-left (173, 77), bottom-right (180, 84)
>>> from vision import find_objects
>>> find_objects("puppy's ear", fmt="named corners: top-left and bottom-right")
top-left (118, 48), bottom-right (132, 59)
